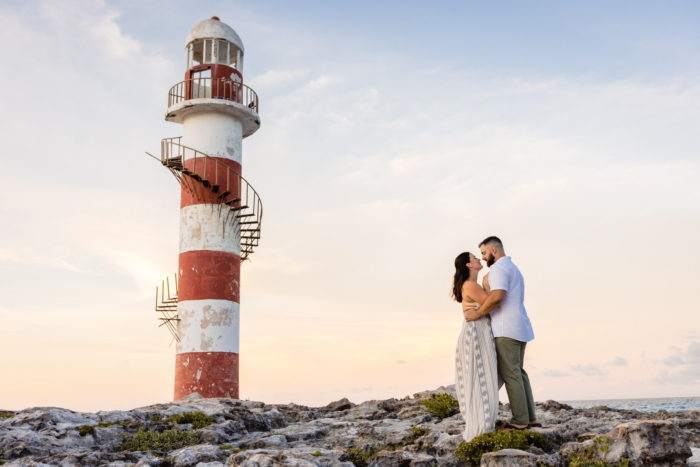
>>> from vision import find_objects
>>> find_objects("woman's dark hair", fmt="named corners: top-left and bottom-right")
top-left (452, 252), bottom-right (473, 302)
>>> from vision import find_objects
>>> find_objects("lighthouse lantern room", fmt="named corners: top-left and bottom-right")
top-left (150, 16), bottom-right (262, 401)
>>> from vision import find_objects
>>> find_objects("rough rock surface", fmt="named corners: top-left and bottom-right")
top-left (0, 386), bottom-right (696, 466)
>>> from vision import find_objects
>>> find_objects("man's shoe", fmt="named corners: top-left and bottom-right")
top-left (502, 422), bottom-right (527, 431)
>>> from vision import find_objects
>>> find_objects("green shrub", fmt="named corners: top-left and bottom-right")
top-left (568, 437), bottom-right (629, 467)
top-left (165, 411), bottom-right (215, 429)
top-left (219, 444), bottom-right (243, 453)
top-left (78, 421), bottom-right (115, 437)
top-left (344, 446), bottom-right (378, 467)
top-left (420, 393), bottom-right (459, 419)
top-left (114, 428), bottom-right (200, 452)
top-left (0, 412), bottom-right (14, 419)
top-left (455, 429), bottom-right (547, 465)
top-left (311, 451), bottom-right (323, 457)
top-left (408, 425), bottom-right (430, 442)
top-left (78, 425), bottom-right (95, 436)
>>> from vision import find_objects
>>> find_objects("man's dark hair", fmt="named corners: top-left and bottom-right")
top-left (479, 236), bottom-right (504, 249)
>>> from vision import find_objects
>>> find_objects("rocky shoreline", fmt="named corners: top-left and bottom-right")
top-left (1, 386), bottom-right (698, 466)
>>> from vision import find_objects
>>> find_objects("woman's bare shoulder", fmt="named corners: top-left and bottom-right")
top-left (462, 281), bottom-right (484, 294)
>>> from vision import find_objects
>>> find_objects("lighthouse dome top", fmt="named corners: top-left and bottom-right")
top-left (186, 17), bottom-right (244, 54)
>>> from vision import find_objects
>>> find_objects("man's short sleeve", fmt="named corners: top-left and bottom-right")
top-left (488, 265), bottom-right (509, 292)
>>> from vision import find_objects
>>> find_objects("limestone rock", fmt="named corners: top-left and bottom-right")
top-left (479, 448), bottom-right (538, 466)
top-left (561, 420), bottom-right (692, 466)
top-left (322, 398), bottom-right (355, 412)
top-left (688, 446), bottom-right (700, 467)
top-left (0, 389), bottom-right (697, 466)
top-left (169, 444), bottom-right (229, 466)
top-left (368, 449), bottom-right (436, 466)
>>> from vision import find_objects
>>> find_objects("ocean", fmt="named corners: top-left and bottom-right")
top-left (563, 396), bottom-right (700, 413)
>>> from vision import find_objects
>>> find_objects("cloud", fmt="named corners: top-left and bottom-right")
top-left (657, 340), bottom-right (700, 384)
top-left (542, 370), bottom-right (569, 377)
top-left (302, 75), bottom-right (338, 92)
top-left (570, 365), bottom-right (606, 376)
top-left (0, 248), bottom-right (94, 275)
top-left (611, 357), bottom-right (628, 367)
top-left (39, 0), bottom-right (141, 59)
top-left (664, 356), bottom-right (684, 367)
top-left (252, 69), bottom-right (311, 88)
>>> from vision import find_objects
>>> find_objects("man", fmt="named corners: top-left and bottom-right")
top-left (463, 236), bottom-right (538, 429)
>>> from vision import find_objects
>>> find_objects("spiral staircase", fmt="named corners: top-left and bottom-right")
top-left (149, 136), bottom-right (263, 342)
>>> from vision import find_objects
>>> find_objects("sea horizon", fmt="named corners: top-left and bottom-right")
top-left (562, 395), bottom-right (700, 413)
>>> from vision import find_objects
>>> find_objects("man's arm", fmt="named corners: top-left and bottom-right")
top-left (463, 289), bottom-right (506, 322)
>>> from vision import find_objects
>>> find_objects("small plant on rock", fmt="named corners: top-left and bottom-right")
top-left (455, 429), bottom-right (547, 465)
top-left (0, 412), bottom-right (14, 419)
top-left (568, 436), bottom-right (629, 467)
top-left (78, 421), bottom-right (115, 436)
top-left (165, 411), bottom-right (215, 429)
top-left (420, 393), bottom-right (459, 419)
top-left (78, 425), bottom-right (95, 436)
top-left (311, 451), bottom-right (323, 457)
top-left (219, 444), bottom-right (243, 453)
top-left (408, 425), bottom-right (430, 442)
top-left (344, 446), bottom-right (378, 467)
top-left (114, 428), bottom-right (201, 452)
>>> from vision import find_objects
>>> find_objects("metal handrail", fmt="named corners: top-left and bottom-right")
top-left (167, 77), bottom-right (259, 113)
top-left (159, 137), bottom-right (263, 260)
top-left (155, 274), bottom-right (180, 342)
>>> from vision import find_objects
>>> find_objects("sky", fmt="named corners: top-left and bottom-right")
top-left (0, 0), bottom-right (699, 412)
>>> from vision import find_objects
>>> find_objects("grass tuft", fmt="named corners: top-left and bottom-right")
top-left (455, 429), bottom-right (547, 465)
top-left (219, 444), bottom-right (243, 453)
top-left (568, 436), bottom-right (629, 467)
top-left (344, 446), bottom-right (378, 467)
top-left (114, 428), bottom-right (200, 452)
top-left (165, 411), bottom-right (215, 429)
top-left (78, 421), bottom-right (115, 437)
top-left (420, 393), bottom-right (459, 419)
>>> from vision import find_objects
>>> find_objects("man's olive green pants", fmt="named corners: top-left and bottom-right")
top-left (495, 337), bottom-right (536, 426)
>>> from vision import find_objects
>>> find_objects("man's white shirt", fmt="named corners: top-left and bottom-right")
top-left (487, 256), bottom-right (534, 342)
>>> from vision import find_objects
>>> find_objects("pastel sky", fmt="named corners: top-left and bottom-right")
top-left (1, 0), bottom-right (698, 412)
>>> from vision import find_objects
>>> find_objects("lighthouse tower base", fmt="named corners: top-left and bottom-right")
top-left (174, 352), bottom-right (239, 399)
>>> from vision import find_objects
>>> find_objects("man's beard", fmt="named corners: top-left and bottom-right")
top-left (486, 254), bottom-right (495, 267)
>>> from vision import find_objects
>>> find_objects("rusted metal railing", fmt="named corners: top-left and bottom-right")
top-left (155, 274), bottom-right (179, 343)
top-left (158, 136), bottom-right (263, 260)
top-left (167, 77), bottom-right (259, 113)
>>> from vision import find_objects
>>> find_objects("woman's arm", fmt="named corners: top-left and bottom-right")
top-left (483, 273), bottom-right (491, 293)
top-left (461, 281), bottom-right (488, 308)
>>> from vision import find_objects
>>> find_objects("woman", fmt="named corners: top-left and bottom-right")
top-left (453, 251), bottom-right (500, 441)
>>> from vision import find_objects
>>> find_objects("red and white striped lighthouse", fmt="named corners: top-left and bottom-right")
top-left (154, 17), bottom-right (262, 400)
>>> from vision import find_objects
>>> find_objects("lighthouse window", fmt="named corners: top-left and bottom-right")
top-left (189, 40), bottom-right (203, 66)
top-left (217, 40), bottom-right (229, 65)
top-left (228, 45), bottom-right (241, 69)
top-left (204, 39), bottom-right (213, 63)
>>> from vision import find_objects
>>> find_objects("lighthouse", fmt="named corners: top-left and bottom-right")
top-left (152, 17), bottom-right (262, 400)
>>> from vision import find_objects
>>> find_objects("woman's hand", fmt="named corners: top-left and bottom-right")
top-left (462, 302), bottom-right (480, 322)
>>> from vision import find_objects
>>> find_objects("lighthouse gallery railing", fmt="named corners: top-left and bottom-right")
top-left (167, 77), bottom-right (259, 113)
top-left (159, 136), bottom-right (262, 260)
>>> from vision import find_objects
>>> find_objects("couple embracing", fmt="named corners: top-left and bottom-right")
top-left (453, 236), bottom-right (540, 442)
